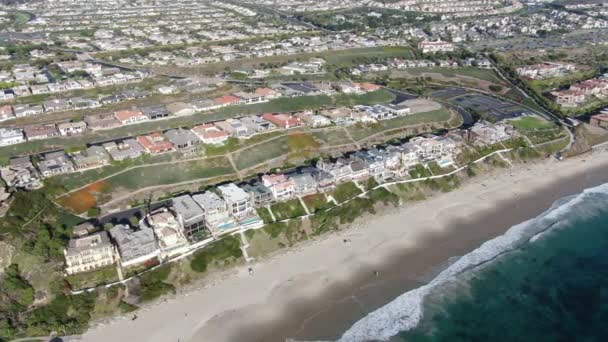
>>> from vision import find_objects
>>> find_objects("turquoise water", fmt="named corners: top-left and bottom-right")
top-left (334, 183), bottom-right (608, 342)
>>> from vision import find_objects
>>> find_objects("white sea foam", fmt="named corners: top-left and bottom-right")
top-left (322, 182), bottom-right (608, 342)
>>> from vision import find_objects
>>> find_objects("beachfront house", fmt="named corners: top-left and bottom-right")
top-left (109, 224), bottom-right (160, 267)
top-left (64, 231), bottom-right (116, 275)
top-left (261, 174), bottom-right (297, 201)
top-left (242, 182), bottom-right (274, 207)
top-left (144, 208), bottom-right (188, 255)
top-left (217, 183), bottom-right (253, 218)
top-left (171, 194), bottom-right (207, 241)
top-left (193, 192), bottom-right (237, 234)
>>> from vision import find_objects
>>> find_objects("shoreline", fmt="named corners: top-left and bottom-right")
top-left (82, 152), bottom-right (608, 342)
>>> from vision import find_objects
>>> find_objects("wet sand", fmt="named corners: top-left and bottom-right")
top-left (82, 153), bottom-right (608, 342)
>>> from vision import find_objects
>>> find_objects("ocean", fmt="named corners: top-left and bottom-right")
top-left (332, 182), bottom-right (608, 342)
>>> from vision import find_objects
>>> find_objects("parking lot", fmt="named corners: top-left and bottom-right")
top-left (451, 94), bottom-right (530, 121)
top-left (431, 87), bottom-right (469, 100)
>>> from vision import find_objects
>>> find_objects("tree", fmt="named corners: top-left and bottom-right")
top-left (129, 216), bottom-right (140, 227)
top-left (489, 85), bottom-right (503, 92)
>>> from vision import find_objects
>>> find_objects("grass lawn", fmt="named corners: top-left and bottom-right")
top-left (302, 193), bottom-right (334, 212)
top-left (507, 116), bottom-right (567, 145)
top-left (347, 108), bottom-right (452, 141)
top-left (332, 182), bottom-right (363, 203)
top-left (256, 207), bottom-right (275, 224)
top-left (65, 265), bottom-right (119, 290)
top-left (270, 199), bottom-right (307, 221)
top-left (508, 116), bottom-right (553, 130)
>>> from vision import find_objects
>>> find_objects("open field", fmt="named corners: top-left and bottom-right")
top-left (152, 46), bottom-right (414, 76)
top-left (0, 90), bottom-right (395, 160)
top-left (233, 136), bottom-right (291, 170)
top-left (399, 67), bottom-right (504, 84)
top-left (385, 67), bottom-right (508, 93)
top-left (347, 108), bottom-right (452, 141)
top-left (58, 156), bottom-right (235, 213)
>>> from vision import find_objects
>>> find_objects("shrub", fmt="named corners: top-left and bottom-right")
top-left (138, 264), bottom-right (175, 302)
top-left (190, 236), bottom-right (243, 273)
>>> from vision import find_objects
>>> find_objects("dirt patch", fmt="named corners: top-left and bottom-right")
top-left (401, 99), bottom-right (442, 113)
top-left (57, 180), bottom-right (109, 214)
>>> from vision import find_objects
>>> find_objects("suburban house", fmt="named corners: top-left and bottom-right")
top-left (23, 124), bottom-right (59, 141)
top-left (37, 151), bottom-right (75, 177)
top-left (418, 40), bottom-right (455, 53)
top-left (261, 113), bottom-right (302, 128)
top-left (64, 231), bottom-right (116, 275)
top-left (0, 128), bottom-right (25, 146)
top-left (85, 113), bottom-right (121, 130)
top-left (57, 121), bottom-right (87, 136)
top-left (214, 118), bottom-right (251, 137)
top-left (0, 105), bottom-right (14, 121)
top-left (295, 111), bottom-right (332, 127)
top-left (137, 133), bottom-right (175, 154)
top-left (114, 110), bottom-right (148, 125)
top-left (109, 224), bottom-right (160, 267)
top-left (71, 146), bottom-right (111, 170)
top-left (213, 94), bottom-right (241, 107)
top-left (217, 183), bottom-right (253, 218)
top-left (550, 90), bottom-right (586, 106)
top-left (193, 192), bottom-right (237, 233)
top-left (141, 105), bottom-right (170, 120)
top-left (190, 99), bottom-right (222, 112)
top-left (234, 91), bottom-right (267, 104)
top-left (167, 102), bottom-right (196, 116)
top-left (43, 98), bottom-right (71, 112)
top-left (240, 115), bottom-right (276, 133)
top-left (102, 139), bottom-right (145, 161)
top-left (14, 104), bottom-right (44, 117)
top-left (261, 174), bottom-right (296, 201)
top-left (164, 128), bottom-right (200, 152)
top-left (255, 87), bottom-right (280, 100)
top-left (191, 124), bottom-right (229, 145)
top-left (171, 194), bottom-right (207, 240)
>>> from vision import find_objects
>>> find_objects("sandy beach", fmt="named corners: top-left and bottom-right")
top-left (82, 152), bottom-right (608, 342)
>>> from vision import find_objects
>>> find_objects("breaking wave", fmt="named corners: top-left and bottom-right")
top-left (327, 182), bottom-right (608, 342)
